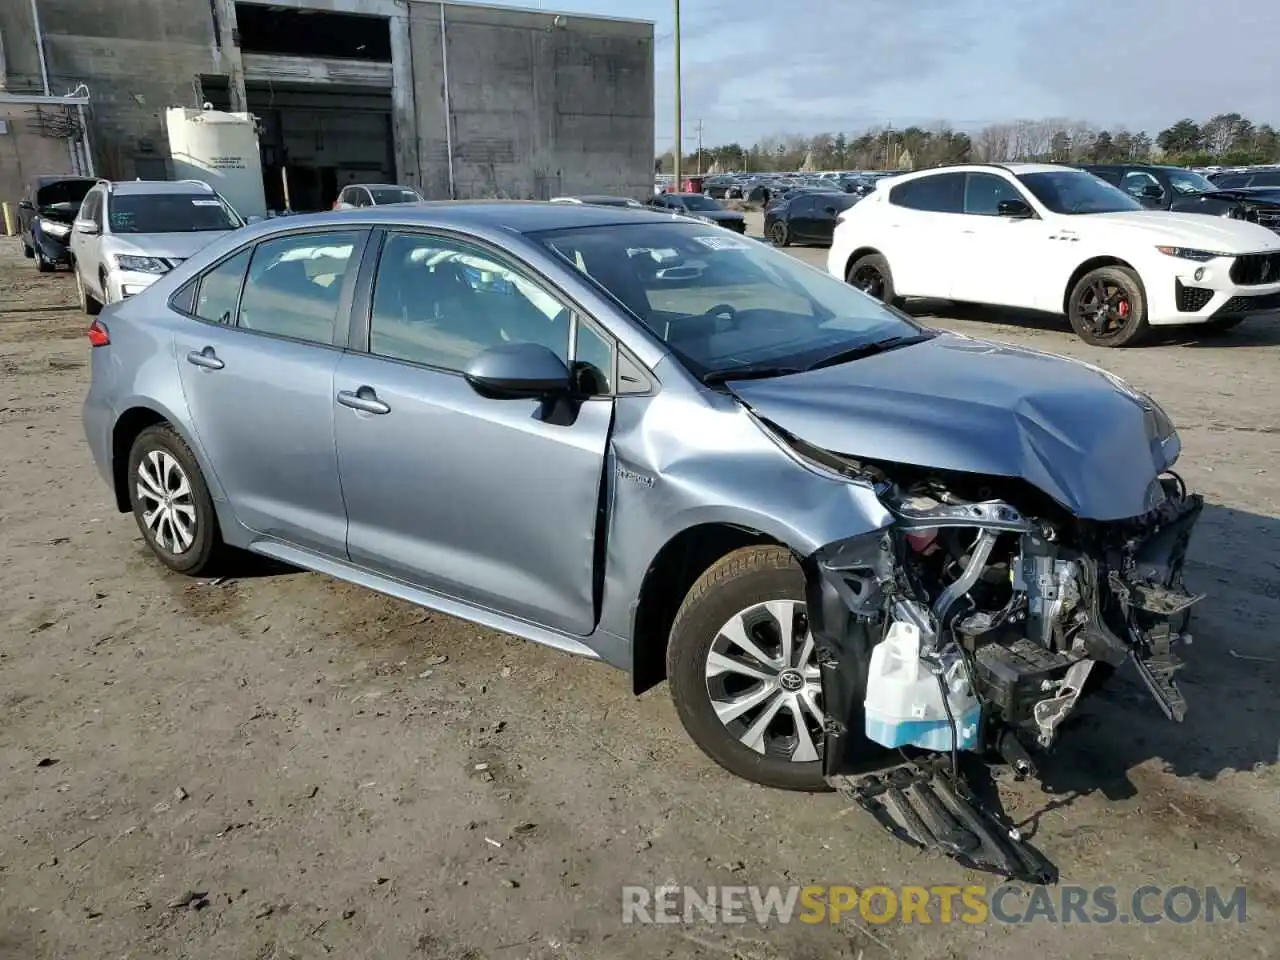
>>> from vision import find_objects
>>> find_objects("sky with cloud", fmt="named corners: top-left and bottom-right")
top-left (494, 0), bottom-right (1278, 149)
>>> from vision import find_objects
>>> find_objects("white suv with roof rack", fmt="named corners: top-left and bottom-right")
top-left (828, 162), bottom-right (1280, 345)
top-left (70, 179), bottom-right (245, 315)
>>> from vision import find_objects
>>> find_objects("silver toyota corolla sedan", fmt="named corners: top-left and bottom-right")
top-left (83, 202), bottom-right (1201, 829)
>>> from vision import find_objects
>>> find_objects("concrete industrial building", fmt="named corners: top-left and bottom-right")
top-left (0, 0), bottom-right (654, 210)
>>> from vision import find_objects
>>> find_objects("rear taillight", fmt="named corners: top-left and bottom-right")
top-left (87, 319), bottom-right (110, 347)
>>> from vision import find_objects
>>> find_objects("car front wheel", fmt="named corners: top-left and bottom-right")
top-left (127, 424), bottom-right (224, 575)
top-left (667, 546), bottom-right (829, 791)
top-left (76, 269), bottom-right (102, 316)
top-left (1067, 266), bottom-right (1148, 347)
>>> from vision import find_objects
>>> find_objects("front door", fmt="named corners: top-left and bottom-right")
top-left (334, 230), bottom-right (613, 635)
top-left (950, 172), bottom-right (1055, 311)
top-left (174, 228), bottom-right (367, 555)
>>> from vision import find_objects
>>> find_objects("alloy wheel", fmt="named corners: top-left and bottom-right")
top-left (1077, 278), bottom-right (1131, 341)
top-left (135, 449), bottom-right (197, 555)
top-left (704, 600), bottom-right (825, 763)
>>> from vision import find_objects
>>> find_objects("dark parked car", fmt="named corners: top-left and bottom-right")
top-left (18, 175), bottom-right (99, 272)
top-left (647, 192), bottom-right (747, 233)
top-left (1079, 163), bottom-right (1280, 233)
top-left (764, 191), bottom-right (858, 246)
top-left (1209, 168), bottom-right (1280, 189)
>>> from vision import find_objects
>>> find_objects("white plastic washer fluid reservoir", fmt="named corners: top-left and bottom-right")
top-left (863, 620), bottom-right (981, 751)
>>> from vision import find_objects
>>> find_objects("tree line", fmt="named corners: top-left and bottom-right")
top-left (656, 113), bottom-right (1280, 174)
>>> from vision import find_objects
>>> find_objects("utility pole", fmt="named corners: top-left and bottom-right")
top-left (696, 119), bottom-right (703, 176)
top-left (673, 0), bottom-right (682, 191)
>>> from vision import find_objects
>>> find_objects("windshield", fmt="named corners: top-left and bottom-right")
top-left (1168, 170), bottom-right (1218, 196)
top-left (533, 221), bottom-right (923, 378)
top-left (1016, 171), bottom-right (1142, 215)
top-left (35, 180), bottom-right (95, 211)
top-left (678, 195), bottom-right (723, 211)
top-left (370, 186), bottom-right (424, 205)
top-left (108, 193), bottom-right (241, 233)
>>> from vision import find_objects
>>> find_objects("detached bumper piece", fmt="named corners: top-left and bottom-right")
top-left (833, 757), bottom-right (1056, 885)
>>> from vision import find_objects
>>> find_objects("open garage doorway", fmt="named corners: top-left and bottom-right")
top-left (236, 2), bottom-right (397, 213)
top-left (245, 84), bottom-right (396, 213)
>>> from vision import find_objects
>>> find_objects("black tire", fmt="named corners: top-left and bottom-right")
top-left (769, 221), bottom-right (790, 247)
top-left (127, 424), bottom-right (225, 576)
top-left (1067, 266), bottom-right (1148, 347)
top-left (667, 546), bottom-right (830, 792)
top-left (76, 269), bottom-right (102, 316)
top-left (22, 243), bottom-right (34, 259)
top-left (846, 252), bottom-right (895, 305)
top-left (1201, 317), bottom-right (1245, 336)
top-left (35, 247), bottom-right (54, 273)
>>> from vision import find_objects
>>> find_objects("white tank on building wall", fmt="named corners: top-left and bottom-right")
top-left (165, 107), bottom-right (267, 219)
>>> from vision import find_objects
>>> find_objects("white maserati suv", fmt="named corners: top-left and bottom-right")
top-left (828, 162), bottom-right (1280, 345)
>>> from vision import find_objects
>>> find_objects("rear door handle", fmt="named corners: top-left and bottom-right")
top-left (337, 387), bottom-right (390, 415)
top-left (186, 347), bottom-right (224, 370)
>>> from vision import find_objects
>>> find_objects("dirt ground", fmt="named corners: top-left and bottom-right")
top-left (1, 232), bottom-right (1278, 960)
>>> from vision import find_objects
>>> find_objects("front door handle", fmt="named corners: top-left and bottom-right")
top-left (186, 347), bottom-right (224, 370)
top-left (337, 386), bottom-right (391, 415)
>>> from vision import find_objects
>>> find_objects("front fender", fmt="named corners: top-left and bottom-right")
top-left (597, 377), bottom-right (893, 641)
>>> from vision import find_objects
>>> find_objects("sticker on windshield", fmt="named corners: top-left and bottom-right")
top-left (191, 199), bottom-right (222, 206)
top-left (692, 234), bottom-right (751, 251)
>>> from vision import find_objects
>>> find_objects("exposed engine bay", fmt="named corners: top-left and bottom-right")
top-left (800, 449), bottom-right (1204, 881)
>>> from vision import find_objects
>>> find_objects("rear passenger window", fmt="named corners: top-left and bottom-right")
top-left (888, 173), bottom-right (964, 214)
top-left (194, 249), bottom-right (250, 324)
top-left (237, 232), bottom-right (361, 344)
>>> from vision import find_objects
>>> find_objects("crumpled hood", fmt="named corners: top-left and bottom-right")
top-left (105, 231), bottom-right (234, 263)
top-left (1090, 211), bottom-right (1280, 251)
top-left (727, 333), bottom-right (1178, 521)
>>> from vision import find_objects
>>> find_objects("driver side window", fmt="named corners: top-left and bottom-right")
top-left (368, 232), bottom-right (570, 373)
top-left (1121, 171), bottom-right (1162, 200)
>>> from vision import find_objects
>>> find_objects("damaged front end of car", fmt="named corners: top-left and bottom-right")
top-left (797, 445), bottom-right (1204, 882)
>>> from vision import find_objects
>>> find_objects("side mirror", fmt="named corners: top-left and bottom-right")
top-left (997, 199), bottom-right (1033, 219)
top-left (1140, 184), bottom-right (1163, 200)
top-left (19, 199), bottom-right (34, 211)
top-left (464, 342), bottom-right (571, 400)
top-left (75, 219), bottom-right (101, 235)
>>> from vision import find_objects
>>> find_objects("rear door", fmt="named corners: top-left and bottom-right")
top-left (881, 172), bottom-right (965, 298)
top-left (332, 229), bottom-right (614, 635)
top-left (173, 228), bottom-right (369, 555)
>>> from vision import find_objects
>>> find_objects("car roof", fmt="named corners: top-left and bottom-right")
top-left (252, 200), bottom-right (682, 235)
top-left (349, 183), bottom-right (413, 190)
top-left (104, 179), bottom-right (217, 196)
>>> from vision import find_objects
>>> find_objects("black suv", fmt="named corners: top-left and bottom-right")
top-left (1079, 163), bottom-right (1280, 233)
